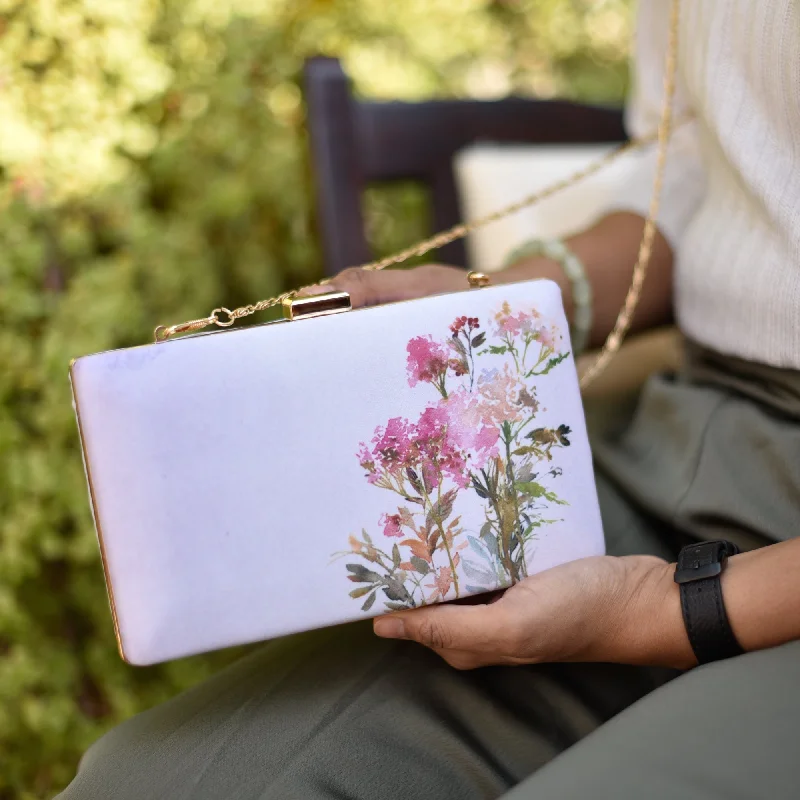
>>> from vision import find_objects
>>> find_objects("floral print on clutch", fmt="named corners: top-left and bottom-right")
top-left (336, 302), bottom-right (575, 613)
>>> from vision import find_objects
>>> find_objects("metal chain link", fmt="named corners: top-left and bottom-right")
top-left (578, 0), bottom-right (680, 389)
top-left (155, 0), bottom-right (682, 393)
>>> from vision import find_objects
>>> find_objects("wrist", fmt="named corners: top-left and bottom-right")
top-left (612, 557), bottom-right (697, 670)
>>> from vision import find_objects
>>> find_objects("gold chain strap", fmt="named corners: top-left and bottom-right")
top-left (155, 0), bottom-right (682, 392)
top-left (578, 0), bottom-right (680, 388)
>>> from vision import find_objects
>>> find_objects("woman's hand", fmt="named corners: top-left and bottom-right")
top-left (301, 264), bottom-right (469, 308)
top-left (373, 555), bottom-right (697, 671)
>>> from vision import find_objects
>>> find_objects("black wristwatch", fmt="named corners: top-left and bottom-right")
top-left (674, 539), bottom-right (744, 665)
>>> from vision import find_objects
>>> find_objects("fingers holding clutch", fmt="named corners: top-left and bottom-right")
top-left (299, 264), bottom-right (469, 308)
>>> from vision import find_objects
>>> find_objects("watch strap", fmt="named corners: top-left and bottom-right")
top-left (674, 540), bottom-right (744, 665)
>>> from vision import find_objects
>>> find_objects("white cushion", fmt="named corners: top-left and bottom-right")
top-left (453, 144), bottom-right (646, 272)
top-left (453, 144), bottom-right (682, 394)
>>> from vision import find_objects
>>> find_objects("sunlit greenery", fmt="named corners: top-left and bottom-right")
top-left (0, 0), bottom-right (631, 795)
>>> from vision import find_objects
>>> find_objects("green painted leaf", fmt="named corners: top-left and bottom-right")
top-left (535, 352), bottom-right (569, 375)
top-left (346, 563), bottom-right (382, 583)
top-left (449, 335), bottom-right (467, 357)
top-left (392, 543), bottom-right (401, 567)
top-left (383, 578), bottom-right (412, 603)
top-left (426, 489), bottom-right (456, 528)
top-left (471, 332), bottom-right (486, 347)
top-left (406, 467), bottom-right (424, 495)
top-left (467, 535), bottom-right (491, 562)
top-left (487, 345), bottom-right (508, 355)
top-left (385, 602), bottom-right (410, 612)
top-left (462, 560), bottom-right (495, 584)
top-left (483, 538), bottom-right (500, 561)
top-left (410, 555), bottom-right (430, 575)
top-left (515, 481), bottom-right (549, 498)
top-left (471, 476), bottom-right (490, 499)
top-left (515, 463), bottom-right (535, 482)
top-left (349, 585), bottom-right (373, 599)
top-left (361, 591), bottom-right (377, 612)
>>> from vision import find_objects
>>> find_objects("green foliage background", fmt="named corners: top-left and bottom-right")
top-left (0, 0), bottom-right (631, 795)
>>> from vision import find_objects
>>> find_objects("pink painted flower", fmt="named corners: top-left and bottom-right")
top-left (370, 416), bottom-right (415, 473)
top-left (443, 390), bottom-right (500, 460)
top-left (396, 391), bottom-right (501, 490)
top-left (406, 336), bottom-right (450, 388)
top-left (534, 324), bottom-right (555, 350)
top-left (450, 316), bottom-right (480, 336)
top-left (413, 405), bottom-right (457, 488)
top-left (493, 302), bottom-right (541, 338)
top-left (380, 513), bottom-right (404, 538)
top-left (448, 357), bottom-right (469, 377)
top-left (436, 447), bottom-right (470, 489)
top-left (415, 404), bottom-right (449, 442)
top-left (357, 443), bottom-right (378, 483)
top-left (476, 365), bottom-right (527, 427)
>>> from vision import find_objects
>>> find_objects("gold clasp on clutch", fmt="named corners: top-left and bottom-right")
top-left (467, 271), bottom-right (491, 288)
top-left (282, 290), bottom-right (352, 321)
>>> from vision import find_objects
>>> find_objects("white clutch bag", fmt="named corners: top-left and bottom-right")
top-left (71, 280), bottom-right (604, 665)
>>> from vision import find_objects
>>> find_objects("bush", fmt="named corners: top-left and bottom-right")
top-left (0, 1), bottom-right (631, 795)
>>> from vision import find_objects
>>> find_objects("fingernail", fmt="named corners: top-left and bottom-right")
top-left (374, 617), bottom-right (406, 639)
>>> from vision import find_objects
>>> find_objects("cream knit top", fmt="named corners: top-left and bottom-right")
top-left (617, 0), bottom-right (800, 368)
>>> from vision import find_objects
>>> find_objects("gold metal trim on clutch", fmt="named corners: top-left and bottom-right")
top-left (282, 290), bottom-right (352, 321)
top-left (69, 361), bottom-right (130, 664)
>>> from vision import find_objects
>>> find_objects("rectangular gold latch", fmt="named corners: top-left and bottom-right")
top-left (282, 290), bottom-right (352, 321)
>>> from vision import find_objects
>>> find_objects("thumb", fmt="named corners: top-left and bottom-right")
top-left (374, 602), bottom-right (507, 652)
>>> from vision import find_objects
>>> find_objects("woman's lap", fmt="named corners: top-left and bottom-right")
top-left (504, 640), bottom-right (800, 800)
top-left (58, 622), bottom-right (670, 800)
top-left (57, 623), bottom-right (800, 800)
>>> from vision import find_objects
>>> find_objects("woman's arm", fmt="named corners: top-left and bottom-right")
top-left (372, 539), bottom-right (800, 671)
top-left (494, 211), bottom-right (674, 348)
top-left (315, 209), bottom-right (674, 348)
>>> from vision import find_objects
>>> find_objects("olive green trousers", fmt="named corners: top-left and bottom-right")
top-left (58, 342), bottom-right (800, 799)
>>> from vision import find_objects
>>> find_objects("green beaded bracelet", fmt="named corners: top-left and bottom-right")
top-left (501, 238), bottom-right (592, 356)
